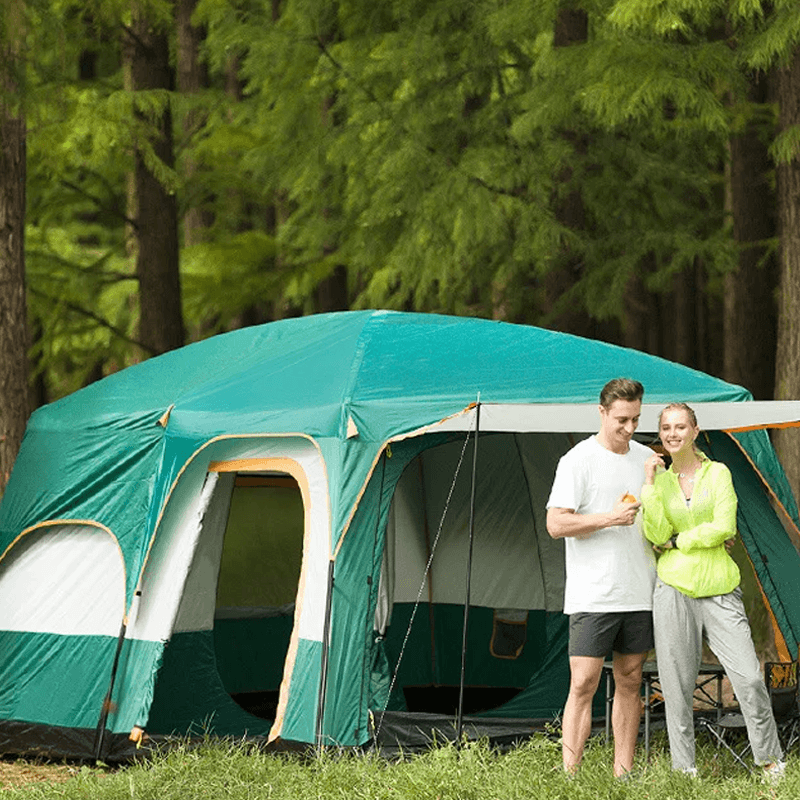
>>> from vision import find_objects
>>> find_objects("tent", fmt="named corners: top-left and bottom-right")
top-left (1, 310), bottom-right (800, 761)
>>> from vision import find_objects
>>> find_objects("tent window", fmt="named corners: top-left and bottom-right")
top-left (216, 473), bottom-right (304, 608)
top-left (490, 609), bottom-right (528, 660)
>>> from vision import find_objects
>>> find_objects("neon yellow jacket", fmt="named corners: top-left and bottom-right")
top-left (640, 458), bottom-right (740, 598)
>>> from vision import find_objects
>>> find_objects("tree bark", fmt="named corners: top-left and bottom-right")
top-left (125, 6), bottom-right (184, 355)
top-left (773, 46), bottom-right (800, 499)
top-left (671, 264), bottom-right (700, 367)
top-left (724, 71), bottom-right (778, 399)
top-left (176, 0), bottom-right (213, 247)
top-left (0, 0), bottom-right (30, 490)
top-left (544, 7), bottom-right (593, 338)
top-left (622, 257), bottom-right (661, 355)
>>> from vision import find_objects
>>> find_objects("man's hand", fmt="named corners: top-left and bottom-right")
top-left (612, 492), bottom-right (641, 526)
top-left (547, 496), bottom-right (640, 540)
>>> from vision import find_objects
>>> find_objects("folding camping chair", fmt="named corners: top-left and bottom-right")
top-left (765, 660), bottom-right (800, 752)
top-left (699, 658), bottom-right (799, 770)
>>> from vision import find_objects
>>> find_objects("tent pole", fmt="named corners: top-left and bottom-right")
top-left (315, 558), bottom-right (336, 749)
top-left (456, 401), bottom-right (481, 744)
top-left (92, 615), bottom-right (128, 762)
top-left (418, 458), bottom-right (438, 682)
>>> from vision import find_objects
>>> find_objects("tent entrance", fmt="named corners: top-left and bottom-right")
top-left (213, 473), bottom-right (304, 721)
top-left (366, 433), bottom-right (574, 733)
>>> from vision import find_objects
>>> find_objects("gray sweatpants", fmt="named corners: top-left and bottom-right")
top-left (653, 578), bottom-right (783, 771)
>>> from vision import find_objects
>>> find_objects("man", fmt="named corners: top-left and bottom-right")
top-left (546, 378), bottom-right (655, 777)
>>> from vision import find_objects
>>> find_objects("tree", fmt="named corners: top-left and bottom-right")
top-left (774, 45), bottom-right (800, 496)
top-left (176, 0), bottom-right (213, 247)
top-left (10, 0), bottom-right (799, 436)
top-left (0, 0), bottom-right (30, 490)
top-left (125, 3), bottom-right (184, 354)
top-left (543, 5), bottom-right (594, 336)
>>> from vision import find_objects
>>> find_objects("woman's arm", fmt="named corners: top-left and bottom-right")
top-left (640, 483), bottom-right (674, 545)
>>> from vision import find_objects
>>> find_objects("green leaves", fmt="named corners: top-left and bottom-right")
top-left (18, 0), bottom-right (800, 400)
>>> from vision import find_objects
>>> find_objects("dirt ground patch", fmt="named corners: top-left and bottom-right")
top-left (0, 759), bottom-right (77, 791)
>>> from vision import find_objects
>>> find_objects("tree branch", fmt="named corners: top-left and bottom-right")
top-left (29, 287), bottom-right (158, 356)
top-left (312, 35), bottom-right (532, 202)
top-left (60, 178), bottom-right (137, 229)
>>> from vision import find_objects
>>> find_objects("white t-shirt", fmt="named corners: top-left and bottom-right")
top-left (547, 435), bottom-right (656, 615)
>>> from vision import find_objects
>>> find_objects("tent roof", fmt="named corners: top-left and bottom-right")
top-left (27, 310), bottom-right (758, 444)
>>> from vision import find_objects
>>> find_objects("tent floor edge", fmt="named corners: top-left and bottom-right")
top-left (368, 709), bottom-right (561, 753)
top-left (0, 720), bottom-right (319, 764)
top-left (0, 720), bottom-right (137, 764)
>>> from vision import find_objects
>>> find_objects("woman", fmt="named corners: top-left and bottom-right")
top-left (641, 402), bottom-right (785, 780)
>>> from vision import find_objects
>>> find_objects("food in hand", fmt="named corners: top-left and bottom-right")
top-left (622, 493), bottom-right (637, 503)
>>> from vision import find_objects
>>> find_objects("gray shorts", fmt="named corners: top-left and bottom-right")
top-left (568, 610), bottom-right (654, 658)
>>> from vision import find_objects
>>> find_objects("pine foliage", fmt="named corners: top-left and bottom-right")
top-left (13, 0), bottom-right (800, 397)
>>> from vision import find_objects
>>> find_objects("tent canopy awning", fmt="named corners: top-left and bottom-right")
top-left (415, 401), bottom-right (800, 437)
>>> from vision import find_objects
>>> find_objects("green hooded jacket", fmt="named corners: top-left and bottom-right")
top-left (641, 458), bottom-right (740, 598)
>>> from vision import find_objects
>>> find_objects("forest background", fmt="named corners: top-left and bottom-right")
top-left (2, 0), bottom-right (800, 513)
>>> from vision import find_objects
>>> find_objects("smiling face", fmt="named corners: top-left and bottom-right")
top-left (598, 398), bottom-right (641, 454)
top-left (658, 407), bottom-right (699, 458)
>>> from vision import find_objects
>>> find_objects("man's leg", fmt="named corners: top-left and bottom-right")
top-left (562, 655), bottom-right (604, 773)
top-left (610, 650), bottom-right (647, 776)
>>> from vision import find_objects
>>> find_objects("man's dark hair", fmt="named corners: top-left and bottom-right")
top-left (599, 378), bottom-right (644, 409)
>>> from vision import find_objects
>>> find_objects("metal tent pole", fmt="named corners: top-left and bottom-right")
top-left (93, 615), bottom-right (129, 762)
top-left (315, 558), bottom-right (336, 749)
top-left (456, 401), bottom-right (480, 744)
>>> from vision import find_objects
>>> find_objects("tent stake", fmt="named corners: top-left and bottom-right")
top-left (456, 401), bottom-right (480, 745)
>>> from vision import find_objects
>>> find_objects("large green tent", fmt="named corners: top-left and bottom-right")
top-left (1, 310), bottom-right (799, 760)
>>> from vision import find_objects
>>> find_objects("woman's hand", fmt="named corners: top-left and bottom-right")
top-left (644, 452), bottom-right (665, 484)
top-left (653, 534), bottom-right (677, 554)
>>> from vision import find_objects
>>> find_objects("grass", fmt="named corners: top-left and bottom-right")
top-left (0, 733), bottom-right (794, 799)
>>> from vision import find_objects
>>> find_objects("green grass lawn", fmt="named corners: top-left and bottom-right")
top-left (2, 734), bottom-right (793, 799)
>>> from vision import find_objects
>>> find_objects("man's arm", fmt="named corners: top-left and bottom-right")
top-left (546, 497), bottom-right (641, 540)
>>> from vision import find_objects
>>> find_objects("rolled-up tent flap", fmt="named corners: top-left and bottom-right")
top-left (420, 401), bottom-right (800, 436)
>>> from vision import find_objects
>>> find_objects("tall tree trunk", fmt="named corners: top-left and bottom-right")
top-left (176, 0), bottom-right (213, 247)
top-left (313, 32), bottom-right (349, 315)
top-left (693, 261), bottom-right (725, 379)
top-left (544, 7), bottom-right (593, 338)
top-left (0, 0), bottom-right (30, 490)
top-left (669, 265), bottom-right (700, 366)
top-left (773, 47), bottom-right (800, 499)
top-left (622, 257), bottom-right (661, 355)
top-left (724, 72), bottom-right (778, 399)
top-left (125, 5), bottom-right (184, 355)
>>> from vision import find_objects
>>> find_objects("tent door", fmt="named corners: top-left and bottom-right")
top-left (213, 472), bottom-right (304, 720)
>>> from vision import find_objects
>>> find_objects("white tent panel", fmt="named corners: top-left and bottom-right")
top-left (423, 401), bottom-right (800, 436)
top-left (172, 472), bottom-right (235, 633)
top-left (127, 470), bottom-right (221, 641)
top-left (0, 524), bottom-right (125, 636)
